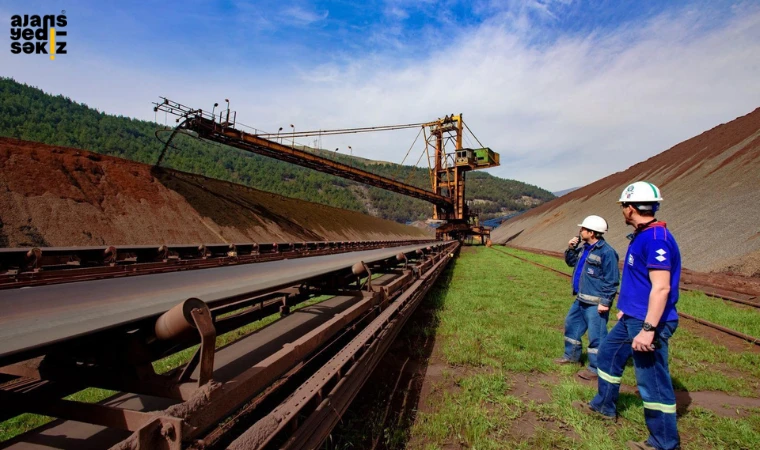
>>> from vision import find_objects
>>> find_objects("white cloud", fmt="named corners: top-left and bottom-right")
top-left (384, 6), bottom-right (409, 20)
top-left (1, 3), bottom-right (759, 192)
top-left (281, 5), bottom-right (329, 25)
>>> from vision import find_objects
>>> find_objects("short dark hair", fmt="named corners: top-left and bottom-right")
top-left (621, 202), bottom-right (656, 217)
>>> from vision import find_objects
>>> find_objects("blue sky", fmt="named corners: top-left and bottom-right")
top-left (7, 1), bottom-right (734, 72)
top-left (2, 0), bottom-right (759, 191)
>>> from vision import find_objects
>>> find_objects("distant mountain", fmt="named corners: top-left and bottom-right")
top-left (492, 107), bottom-right (760, 276)
top-left (0, 78), bottom-right (555, 222)
top-left (552, 187), bottom-right (580, 197)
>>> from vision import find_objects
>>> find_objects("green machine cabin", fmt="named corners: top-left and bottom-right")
top-left (455, 147), bottom-right (499, 169)
top-left (474, 147), bottom-right (498, 167)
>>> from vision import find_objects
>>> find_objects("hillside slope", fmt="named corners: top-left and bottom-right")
top-left (0, 78), bottom-right (554, 222)
top-left (492, 108), bottom-right (760, 276)
top-left (0, 138), bottom-right (430, 247)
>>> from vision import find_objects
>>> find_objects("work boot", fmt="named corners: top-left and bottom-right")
top-left (626, 441), bottom-right (656, 450)
top-left (577, 369), bottom-right (598, 380)
top-left (573, 401), bottom-right (616, 422)
top-left (554, 357), bottom-right (579, 365)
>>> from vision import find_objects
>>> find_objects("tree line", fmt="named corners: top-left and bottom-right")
top-left (0, 78), bottom-right (555, 222)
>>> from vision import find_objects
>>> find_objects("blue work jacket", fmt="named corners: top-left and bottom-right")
top-left (564, 239), bottom-right (620, 307)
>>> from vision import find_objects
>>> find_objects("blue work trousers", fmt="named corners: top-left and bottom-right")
top-left (562, 299), bottom-right (609, 373)
top-left (590, 316), bottom-right (680, 450)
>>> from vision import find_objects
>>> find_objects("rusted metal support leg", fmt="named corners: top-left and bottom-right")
top-left (104, 246), bottom-right (117, 266)
top-left (191, 307), bottom-right (216, 386)
top-left (396, 252), bottom-right (408, 269)
top-left (280, 295), bottom-right (291, 317)
top-left (351, 261), bottom-right (373, 291)
top-left (158, 298), bottom-right (215, 386)
top-left (178, 348), bottom-right (201, 384)
top-left (25, 247), bottom-right (42, 272)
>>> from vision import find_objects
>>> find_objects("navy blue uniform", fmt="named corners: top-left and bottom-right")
top-left (590, 221), bottom-right (681, 450)
top-left (618, 222), bottom-right (681, 322)
top-left (561, 239), bottom-right (620, 374)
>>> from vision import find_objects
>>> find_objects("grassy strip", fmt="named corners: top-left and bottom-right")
top-left (0, 295), bottom-right (330, 442)
top-left (439, 248), bottom-right (570, 373)
top-left (504, 246), bottom-right (573, 275)
top-left (498, 247), bottom-right (760, 389)
top-left (678, 290), bottom-right (760, 338)
top-left (406, 247), bottom-right (760, 449)
top-left (506, 246), bottom-right (760, 339)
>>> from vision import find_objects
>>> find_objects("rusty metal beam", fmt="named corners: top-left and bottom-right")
top-left (0, 239), bottom-right (434, 289)
top-left (0, 390), bottom-right (167, 432)
top-left (2, 243), bottom-right (453, 449)
top-left (183, 116), bottom-right (453, 209)
top-left (109, 416), bottom-right (185, 450)
top-left (176, 290), bottom-right (379, 437)
top-left (283, 246), bottom-right (456, 450)
top-left (227, 242), bottom-right (459, 449)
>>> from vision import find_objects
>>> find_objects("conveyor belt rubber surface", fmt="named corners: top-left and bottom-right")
top-left (0, 244), bottom-right (429, 364)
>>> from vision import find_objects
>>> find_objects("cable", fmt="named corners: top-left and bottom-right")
top-left (393, 126), bottom-right (423, 180)
top-left (255, 122), bottom-right (425, 139)
top-left (463, 121), bottom-right (485, 148)
top-left (402, 147), bottom-right (429, 186)
top-left (154, 97), bottom-right (426, 154)
top-left (463, 133), bottom-right (474, 149)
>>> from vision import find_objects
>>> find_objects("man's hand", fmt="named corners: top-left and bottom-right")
top-left (598, 304), bottom-right (610, 314)
top-left (568, 237), bottom-right (579, 248)
top-left (616, 310), bottom-right (624, 320)
top-left (632, 330), bottom-right (655, 352)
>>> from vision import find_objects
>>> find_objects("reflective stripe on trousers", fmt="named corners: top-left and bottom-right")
top-left (589, 316), bottom-right (680, 450)
top-left (562, 299), bottom-right (609, 373)
top-left (643, 402), bottom-right (677, 414)
top-left (597, 369), bottom-right (620, 384)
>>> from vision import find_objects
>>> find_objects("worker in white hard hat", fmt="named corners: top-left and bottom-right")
top-left (555, 215), bottom-right (620, 381)
top-left (585, 181), bottom-right (681, 450)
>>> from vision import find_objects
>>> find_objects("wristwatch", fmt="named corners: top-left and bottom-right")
top-left (642, 322), bottom-right (655, 332)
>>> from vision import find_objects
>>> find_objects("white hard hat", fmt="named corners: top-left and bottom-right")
top-left (618, 181), bottom-right (663, 203)
top-left (578, 215), bottom-right (608, 233)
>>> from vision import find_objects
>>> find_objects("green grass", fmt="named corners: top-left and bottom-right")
top-left (503, 246), bottom-right (760, 339)
top-left (6, 249), bottom-right (759, 448)
top-left (438, 248), bottom-right (570, 373)
top-left (496, 247), bottom-right (760, 392)
top-left (404, 246), bottom-right (760, 449)
top-left (0, 295), bottom-right (332, 443)
top-left (413, 372), bottom-right (526, 450)
top-left (504, 246), bottom-right (573, 275)
top-left (678, 291), bottom-right (760, 338)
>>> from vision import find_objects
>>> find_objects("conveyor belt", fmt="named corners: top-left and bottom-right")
top-left (0, 244), bottom-right (430, 364)
top-left (0, 293), bottom-right (366, 449)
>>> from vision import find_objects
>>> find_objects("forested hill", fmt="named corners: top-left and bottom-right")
top-left (0, 78), bottom-right (555, 222)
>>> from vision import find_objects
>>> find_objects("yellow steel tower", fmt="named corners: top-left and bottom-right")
top-left (425, 114), bottom-right (500, 239)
